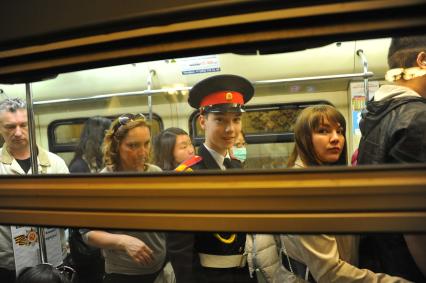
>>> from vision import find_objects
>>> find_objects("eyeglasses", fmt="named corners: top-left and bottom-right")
top-left (113, 113), bottom-right (146, 133)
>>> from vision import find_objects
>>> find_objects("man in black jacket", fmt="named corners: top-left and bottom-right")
top-left (170, 74), bottom-right (257, 283)
top-left (357, 36), bottom-right (426, 282)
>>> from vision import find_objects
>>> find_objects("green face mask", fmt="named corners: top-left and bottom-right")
top-left (232, 147), bottom-right (247, 162)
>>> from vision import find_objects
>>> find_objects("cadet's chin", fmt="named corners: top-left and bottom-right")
top-left (223, 140), bottom-right (234, 148)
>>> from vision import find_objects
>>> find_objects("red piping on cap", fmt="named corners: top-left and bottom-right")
top-left (200, 91), bottom-right (244, 107)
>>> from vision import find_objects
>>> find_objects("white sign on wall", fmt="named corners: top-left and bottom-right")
top-left (178, 55), bottom-right (221, 75)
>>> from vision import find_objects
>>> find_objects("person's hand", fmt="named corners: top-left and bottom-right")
top-left (118, 234), bottom-right (154, 265)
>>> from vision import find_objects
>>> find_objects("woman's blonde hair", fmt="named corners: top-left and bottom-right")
top-left (103, 114), bottom-right (150, 171)
top-left (287, 105), bottom-right (347, 167)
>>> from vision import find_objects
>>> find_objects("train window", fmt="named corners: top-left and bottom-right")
top-left (0, 37), bottom-right (375, 173)
top-left (0, 1), bottom-right (426, 282)
top-left (52, 121), bottom-right (84, 146)
top-left (0, 35), bottom-right (423, 173)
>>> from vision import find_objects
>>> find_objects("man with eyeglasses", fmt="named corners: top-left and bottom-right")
top-left (0, 98), bottom-right (69, 283)
top-left (170, 74), bottom-right (257, 283)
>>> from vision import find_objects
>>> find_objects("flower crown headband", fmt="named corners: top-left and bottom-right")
top-left (385, 67), bottom-right (426, 82)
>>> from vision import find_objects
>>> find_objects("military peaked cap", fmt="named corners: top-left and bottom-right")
top-left (188, 74), bottom-right (254, 113)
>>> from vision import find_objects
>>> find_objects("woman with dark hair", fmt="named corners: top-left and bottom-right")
top-left (278, 105), bottom-right (408, 282)
top-left (69, 116), bottom-right (111, 173)
top-left (16, 264), bottom-right (74, 283)
top-left (82, 114), bottom-right (166, 283)
top-left (152, 127), bottom-right (194, 171)
top-left (68, 116), bottom-right (110, 283)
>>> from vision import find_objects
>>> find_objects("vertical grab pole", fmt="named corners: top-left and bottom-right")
top-left (357, 49), bottom-right (370, 101)
top-left (147, 70), bottom-right (156, 123)
top-left (25, 83), bottom-right (38, 175)
top-left (25, 83), bottom-right (48, 264)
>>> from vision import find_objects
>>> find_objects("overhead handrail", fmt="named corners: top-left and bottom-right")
top-left (253, 71), bottom-right (373, 85)
top-left (33, 88), bottom-right (191, 105)
top-left (255, 49), bottom-right (372, 86)
top-left (33, 50), bottom-right (373, 105)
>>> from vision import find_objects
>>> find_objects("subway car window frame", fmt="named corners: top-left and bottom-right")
top-left (0, 0), bottom-right (425, 237)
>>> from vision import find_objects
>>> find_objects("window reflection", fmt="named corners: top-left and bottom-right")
top-left (1, 226), bottom-right (424, 283)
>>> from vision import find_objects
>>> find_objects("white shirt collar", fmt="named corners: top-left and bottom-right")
top-left (203, 143), bottom-right (229, 170)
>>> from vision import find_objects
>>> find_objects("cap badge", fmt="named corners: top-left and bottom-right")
top-left (225, 92), bottom-right (233, 101)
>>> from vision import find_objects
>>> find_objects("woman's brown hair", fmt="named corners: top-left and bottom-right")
top-left (103, 114), bottom-right (150, 171)
top-left (287, 105), bottom-right (347, 167)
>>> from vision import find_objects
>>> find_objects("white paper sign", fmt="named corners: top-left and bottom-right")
top-left (11, 226), bottom-right (39, 275)
top-left (178, 55), bottom-right (221, 75)
top-left (11, 226), bottom-right (63, 276)
top-left (44, 228), bottom-right (63, 267)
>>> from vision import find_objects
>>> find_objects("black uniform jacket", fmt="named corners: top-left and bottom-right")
top-left (168, 144), bottom-right (245, 283)
top-left (191, 143), bottom-right (242, 170)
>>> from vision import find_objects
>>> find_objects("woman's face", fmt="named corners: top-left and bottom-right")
top-left (173, 134), bottom-right (195, 164)
top-left (118, 126), bottom-right (151, 172)
top-left (312, 118), bottom-right (345, 164)
top-left (231, 131), bottom-right (247, 162)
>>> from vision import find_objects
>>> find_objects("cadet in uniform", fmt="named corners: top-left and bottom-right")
top-left (170, 74), bottom-right (257, 283)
